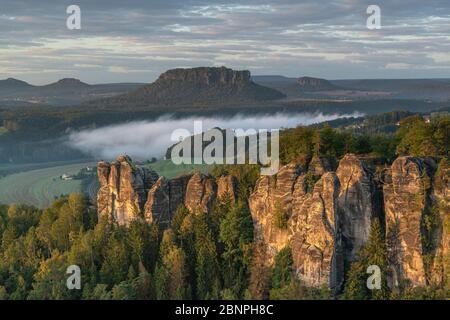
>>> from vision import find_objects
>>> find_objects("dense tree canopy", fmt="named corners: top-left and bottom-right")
top-left (0, 114), bottom-right (448, 300)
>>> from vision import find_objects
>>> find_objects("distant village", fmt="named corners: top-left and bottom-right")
top-left (60, 166), bottom-right (95, 181)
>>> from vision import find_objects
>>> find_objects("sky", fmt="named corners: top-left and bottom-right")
top-left (0, 0), bottom-right (450, 85)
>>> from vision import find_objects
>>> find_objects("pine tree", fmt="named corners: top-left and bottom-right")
top-left (247, 242), bottom-right (272, 300)
top-left (195, 213), bottom-right (221, 300)
top-left (219, 201), bottom-right (253, 298)
top-left (271, 247), bottom-right (293, 289)
top-left (343, 218), bottom-right (389, 300)
top-left (155, 229), bottom-right (189, 300)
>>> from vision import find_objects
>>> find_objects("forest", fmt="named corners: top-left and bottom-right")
top-left (0, 114), bottom-right (448, 300)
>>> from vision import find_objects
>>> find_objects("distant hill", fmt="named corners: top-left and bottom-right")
top-left (0, 78), bottom-right (33, 90)
top-left (3, 73), bottom-right (450, 108)
top-left (252, 75), bottom-right (344, 97)
top-left (332, 78), bottom-right (450, 101)
top-left (89, 67), bottom-right (286, 108)
top-left (251, 75), bottom-right (296, 85)
top-left (0, 78), bottom-right (144, 106)
top-left (296, 76), bottom-right (341, 92)
top-left (253, 76), bottom-right (450, 101)
top-left (41, 78), bottom-right (90, 90)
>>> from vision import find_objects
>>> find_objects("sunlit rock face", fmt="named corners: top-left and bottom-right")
top-left (249, 161), bottom-right (345, 291)
top-left (290, 172), bottom-right (342, 290)
top-left (217, 175), bottom-right (238, 203)
top-left (96, 154), bottom-right (449, 293)
top-left (96, 155), bottom-right (158, 226)
top-left (249, 163), bottom-right (301, 260)
top-left (248, 154), bottom-right (447, 293)
top-left (97, 156), bottom-right (219, 226)
top-left (144, 175), bottom-right (191, 228)
top-left (383, 157), bottom-right (441, 288)
top-left (431, 159), bottom-right (450, 288)
top-left (336, 154), bottom-right (383, 264)
top-left (184, 172), bottom-right (217, 214)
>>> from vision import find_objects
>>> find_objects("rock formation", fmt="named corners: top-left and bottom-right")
top-left (248, 154), bottom-right (448, 292)
top-left (336, 154), bottom-right (382, 263)
top-left (296, 76), bottom-right (341, 92)
top-left (432, 158), bottom-right (450, 288)
top-left (217, 175), bottom-right (238, 202)
top-left (97, 154), bottom-right (449, 293)
top-left (290, 172), bottom-right (342, 290)
top-left (97, 156), bottom-right (218, 225)
top-left (91, 67), bottom-right (285, 108)
top-left (144, 175), bottom-right (191, 228)
top-left (383, 156), bottom-right (449, 289)
top-left (97, 155), bottom-right (159, 226)
top-left (184, 172), bottom-right (217, 213)
top-left (248, 155), bottom-right (383, 291)
top-left (249, 163), bottom-right (301, 257)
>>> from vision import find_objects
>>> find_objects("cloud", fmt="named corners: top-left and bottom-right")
top-left (0, 0), bottom-right (450, 84)
top-left (67, 112), bottom-right (364, 160)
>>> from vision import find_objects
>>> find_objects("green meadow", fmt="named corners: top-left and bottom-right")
top-left (0, 159), bottom-right (212, 208)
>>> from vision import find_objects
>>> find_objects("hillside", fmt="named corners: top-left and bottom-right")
top-left (253, 76), bottom-right (450, 101)
top-left (332, 78), bottom-right (450, 101)
top-left (296, 76), bottom-right (342, 92)
top-left (88, 67), bottom-right (286, 108)
top-left (0, 78), bottom-right (143, 106)
top-left (0, 78), bottom-right (33, 91)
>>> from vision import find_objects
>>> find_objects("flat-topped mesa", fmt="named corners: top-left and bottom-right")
top-left (96, 155), bottom-right (159, 226)
top-left (92, 67), bottom-right (285, 108)
top-left (296, 76), bottom-right (340, 92)
top-left (157, 67), bottom-right (251, 87)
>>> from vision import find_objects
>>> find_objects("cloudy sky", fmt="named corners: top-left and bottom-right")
top-left (1, 0), bottom-right (450, 84)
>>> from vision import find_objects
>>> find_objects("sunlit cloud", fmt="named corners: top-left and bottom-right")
top-left (68, 112), bottom-right (364, 160)
top-left (0, 0), bottom-right (449, 84)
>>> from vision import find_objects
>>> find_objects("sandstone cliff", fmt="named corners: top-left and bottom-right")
top-left (97, 154), bottom-right (449, 292)
top-left (217, 175), bottom-right (238, 203)
top-left (97, 155), bottom-right (159, 225)
top-left (248, 154), bottom-right (448, 292)
top-left (97, 156), bottom-right (219, 226)
top-left (184, 172), bottom-right (217, 213)
top-left (248, 154), bottom-right (379, 292)
top-left (384, 157), bottom-right (450, 289)
top-left (143, 174), bottom-right (192, 228)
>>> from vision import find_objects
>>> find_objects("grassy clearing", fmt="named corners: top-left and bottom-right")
top-left (0, 159), bottom-right (94, 177)
top-left (0, 159), bottom-right (211, 208)
top-left (0, 162), bottom-right (95, 208)
top-left (144, 160), bottom-right (212, 179)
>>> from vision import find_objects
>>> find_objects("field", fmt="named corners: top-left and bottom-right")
top-left (0, 159), bottom-right (211, 209)
top-left (0, 162), bottom-right (96, 208)
top-left (146, 160), bottom-right (212, 179)
top-left (0, 159), bottom-right (93, 177)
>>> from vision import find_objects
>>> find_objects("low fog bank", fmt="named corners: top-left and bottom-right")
top-left (67, 112), bottom-right (364, 160)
